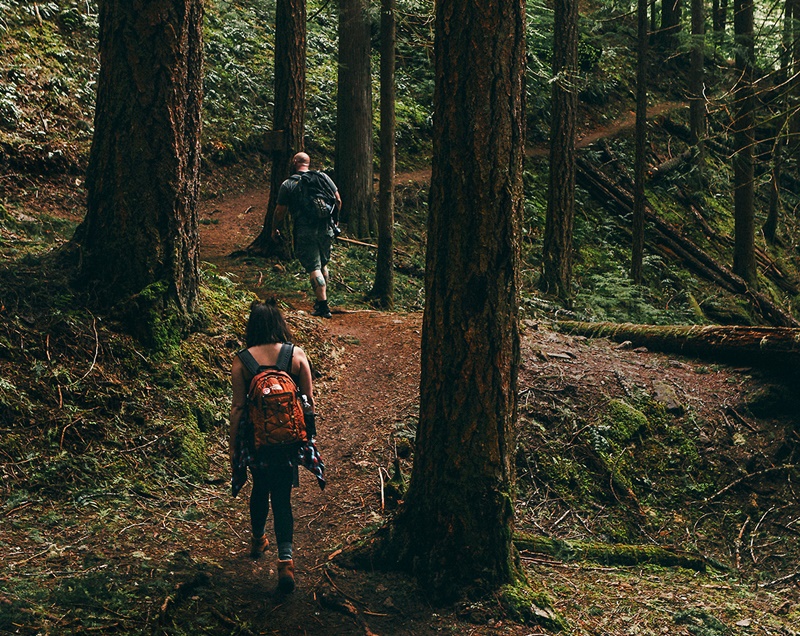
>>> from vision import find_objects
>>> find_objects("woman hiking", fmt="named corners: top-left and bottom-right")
top-left (229, 297), bottom-right (322, 593)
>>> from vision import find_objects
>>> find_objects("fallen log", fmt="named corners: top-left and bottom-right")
top-left (576, 158), bottom-right (800, 328)
top-left (555, 320), bottom-right (800, 367)
top-left (514, 533), bottom-right (710, 572)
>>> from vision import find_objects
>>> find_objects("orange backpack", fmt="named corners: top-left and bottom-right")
top-left (237, 344), bottom-right (307, 449)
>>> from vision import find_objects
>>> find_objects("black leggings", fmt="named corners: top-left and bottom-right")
top-left (249, 463), bottom-right (294, 544)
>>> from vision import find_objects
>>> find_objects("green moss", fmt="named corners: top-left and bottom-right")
top-left (602, 399), bottom-right (649, 442)
top-left (175, 415), bottom-right (209, 481)
top-left (498, 582), bottom-right (569, 631)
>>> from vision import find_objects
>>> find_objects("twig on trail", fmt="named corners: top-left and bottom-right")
top-left (323, 567), bottom-right (375, 611)
top-left (243, 206), bottom-right (253, 214)
top-left (750, 506), bottom-right (774, 564)
top-left (69, 314), bottom-right (99, 386)
top-left (703, 465), bottom-right (799, 503)
top-left (759, 570), bottom-right (800, 589)
top-left (727, 406), bottom-right (760, 433)
top-left (209, 606), bottom-right (256, 636)
top-left (735, 516), bottom-right (750, 571)
top-left (378, 467), bottom-right (387, 512)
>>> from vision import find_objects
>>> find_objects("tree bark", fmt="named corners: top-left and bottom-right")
top-left (689, 0), bottom-right (706, 155)
top-left (632, 0), bottom-right (648, 284)
top-left (336, 0), bottom-right (375, 238)
top-left (789, 0), bottom-right (800, 146)
top-left (541, 0), bottom-right (578, 302)
top-left (732, 0), bottom-right (757, 286)
top-left (248, 0), bottom-right (306, 258)
top-left (73, 0), bottom-right (203, 346)
top-left (660, 0), bottom-right (682, 45)
top-left (370, 0), bottom-right (396, 307)
top-left (386, 0), bottom-right (526, 600)
top-left (555, 321), bottom-right (800, 366)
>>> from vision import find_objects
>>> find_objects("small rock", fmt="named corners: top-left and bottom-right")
top-left (652, 380), bottom-right (685, 415)
top-left (633, 346), bottom-right (649, 353)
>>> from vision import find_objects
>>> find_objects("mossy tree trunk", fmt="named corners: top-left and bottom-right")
top-left (541, 0), bottom-right (578, 302)
top-left (385, 0), bottom-right (526, 601)
top-left (73, 0), bottom-right (203, 346)
top-left (556, 321), bottom-right (800, 367)
top-left (249, 0), bottom-right (306, 258)
top-left (370, 0), bottom-right (396, 307)
top-left (336, 0), bottom-right (375, 238)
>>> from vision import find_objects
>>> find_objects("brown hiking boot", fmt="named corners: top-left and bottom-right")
top-left (250, 534), bottom-right (268, 558)
top-left (277, 559), bottom-right (295, 593)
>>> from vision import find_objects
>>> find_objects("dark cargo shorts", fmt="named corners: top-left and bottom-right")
top-left (295, 224), bottom-right (333, 273)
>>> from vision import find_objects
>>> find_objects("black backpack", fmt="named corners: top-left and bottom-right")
top-left (292, 170), bottom-right (338, 225)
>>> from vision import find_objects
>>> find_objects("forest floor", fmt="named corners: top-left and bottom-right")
top-left (183, 166), bottom-right (800, 635)
top-left (2, 106), bottom-right (799, 634)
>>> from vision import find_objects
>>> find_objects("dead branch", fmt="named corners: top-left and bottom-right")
top-left (576, 157), bottom-right (800, 327)
top-left (703, 465), bottom-right (799, 503)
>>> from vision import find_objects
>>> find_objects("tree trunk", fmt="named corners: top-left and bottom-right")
top-left (555, 321), bottom-right (800, 367)
top-left (73, 0), bottom-right (203, 347)
top-left (689, 0), bottom-right (706, 154)
top-left (632, 0), bottom-right (648, 284)
top-left (541, 0), bottom-right (578, 302)
top-left (248, 0), bottom-right (306, 258)
top-left (370, 0), bottom-right (396, 307)
top-left (660, 0), bottom-right (682, 44)
top-left (790, 0), bottom-right (800, 145)
top-left (732, 0), bottom-right (757, 285)
top-left (336, 0), bottom-right (375, 238)
top-left (765, 0), bottom-right (795, 244)
top-left (386, 0), bottom-right (526, 600)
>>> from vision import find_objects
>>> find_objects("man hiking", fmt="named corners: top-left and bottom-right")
top-left (271, 152), bottom-right (342, 319)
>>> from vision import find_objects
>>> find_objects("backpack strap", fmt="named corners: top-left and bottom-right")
top-left (237, 344), bottom-right (294, 376)
top-left (236, 349), bottom-right (262, 377)
top-left (276, 342), bottom-right (295, 373)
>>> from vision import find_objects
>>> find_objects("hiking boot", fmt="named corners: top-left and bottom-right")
top-left (312, 300), bottom-right (332, 319)
top-left (250, 534), bottom-right (268, 559)
top-left (277, 559), bottom-right (295, 593)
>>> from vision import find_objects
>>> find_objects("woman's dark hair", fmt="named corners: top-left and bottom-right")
top-left (245, 297), bottom-right (292, 347)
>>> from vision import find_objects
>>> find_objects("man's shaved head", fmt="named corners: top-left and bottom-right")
top-left (292, 152), bottom-right (310, 170)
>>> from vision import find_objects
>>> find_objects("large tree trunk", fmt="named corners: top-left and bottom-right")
top-left (386, 0), bottom-right (526, 600)
top-left (336, 0), bottom-right (375, 238)
top-left (72, 0), bottom-right (203, 347)
top-left (541, 0), bottom-right (578, 302)
top-left (632, 0), bottom-right (648, 284)
top-left (555, 321), bottom-right (800, 367)
top-left (248, 0), bottom-right (306, 258)
top-left (732, 0), bottom-right (757, 285)
top-left (370, 0), bottom-right (396, 307)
